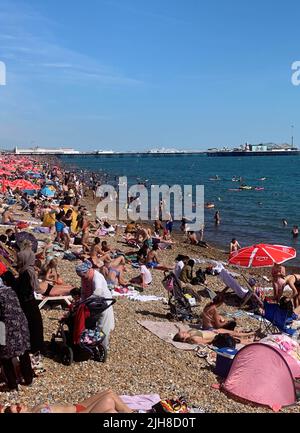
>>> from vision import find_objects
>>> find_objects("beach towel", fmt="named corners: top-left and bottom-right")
top-left (137, 320), bottom-right (197, 350)
top-left (120, 394), bottom-right (161, 411)
top-left (112, 289), bottom-right (166, 303)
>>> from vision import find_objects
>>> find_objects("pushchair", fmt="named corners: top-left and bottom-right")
top-left (49, 296), bottom-right (116, 366)
top-left (162, 272), bottom-right (195, 322)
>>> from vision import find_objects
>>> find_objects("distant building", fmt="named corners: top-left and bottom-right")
top-left (14, 146), bottom-right (80, 154)
top-left (249, 144), bottom-right (268, 152)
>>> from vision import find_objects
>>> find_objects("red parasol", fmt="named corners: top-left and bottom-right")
top-left (229, 244), bottom-right (296, 268)
top-left (10, 179), bottom-right (40, 190)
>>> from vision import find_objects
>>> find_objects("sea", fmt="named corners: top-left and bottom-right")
top-left (60, 154), bottom-right (300, 265)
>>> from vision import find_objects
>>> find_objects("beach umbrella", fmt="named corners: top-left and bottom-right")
top-left (229, 244), bottom-right (296, 268)
top-left (10, 179), bottom-right (40, 190)
top-left (15, 232), bottom-right (38, 253)
top-left (40, 186), bottom-right (55, 197)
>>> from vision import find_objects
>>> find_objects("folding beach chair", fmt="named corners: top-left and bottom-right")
top-left (259, 301), bottom-right (296, 337)
top-left (35, 292), bottom-right (72, 310)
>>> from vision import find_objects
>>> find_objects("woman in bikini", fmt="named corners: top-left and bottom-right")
top-left (173, 327), bottom-right (255, 345)
top-left (0, 389), bottom-right (133, 413)
top-left (38, 258), bottom-right (73, 296)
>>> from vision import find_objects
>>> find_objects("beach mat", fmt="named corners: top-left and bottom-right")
top-left (137, 320), bottom-right (197, 351)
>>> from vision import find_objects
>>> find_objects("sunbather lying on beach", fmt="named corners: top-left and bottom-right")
top-left (173, 327), bottom-right (255, 345)
top-left (0, 389), bottom-right (134, 413)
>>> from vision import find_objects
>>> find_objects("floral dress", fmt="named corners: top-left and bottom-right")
top-left (0, 286), bottom-right (30, 359)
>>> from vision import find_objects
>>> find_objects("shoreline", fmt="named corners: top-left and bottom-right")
top-left (59, 155), bottom-right (300, 273)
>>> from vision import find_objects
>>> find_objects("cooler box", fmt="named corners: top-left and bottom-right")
top-left (214, 347), bottom-right (238, 378)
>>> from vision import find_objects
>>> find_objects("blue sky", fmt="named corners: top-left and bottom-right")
top-left (0, 0), bottom-right (299, 151)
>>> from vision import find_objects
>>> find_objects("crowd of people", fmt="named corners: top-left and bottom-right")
top-left (0, 155), bottom-right (299, 413)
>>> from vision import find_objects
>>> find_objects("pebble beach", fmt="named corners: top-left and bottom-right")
top-left (0, 182), bottom-right (298, 414)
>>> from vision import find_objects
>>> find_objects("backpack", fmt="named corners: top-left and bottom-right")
top-left (212, 333), bottom-right (238, 349)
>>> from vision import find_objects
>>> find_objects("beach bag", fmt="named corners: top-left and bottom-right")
top-left (152, 398), bottom-right (189, 413)
top-left (80, 327), bottom-right (105, 346)
top-left (212, 333), bottom-right (237, 349)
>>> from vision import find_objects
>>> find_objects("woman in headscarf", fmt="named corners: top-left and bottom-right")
top-left (15, 240), bottom-right (44, 354)
top-left (0, 278), bottom-right (33, 390)
top-left (76, 260), bottom-right (115, 349)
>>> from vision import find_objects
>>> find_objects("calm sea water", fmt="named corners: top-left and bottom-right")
top-left (60, 154), bottom-right (300, 265)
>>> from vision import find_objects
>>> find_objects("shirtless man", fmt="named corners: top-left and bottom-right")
top-left (146, 244), bottom-right (173, 271)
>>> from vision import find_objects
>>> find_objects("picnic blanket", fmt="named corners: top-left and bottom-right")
top-left (137, 320), bottom-right (197, 351)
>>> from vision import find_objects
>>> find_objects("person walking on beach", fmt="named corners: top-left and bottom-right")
top-left (214, 211), bottom-right (221, 225)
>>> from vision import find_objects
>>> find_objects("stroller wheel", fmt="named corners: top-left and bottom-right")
top-left (93, 343), bottom-right (107, 363)
top-left (60, 344), bottom-right (73, 366)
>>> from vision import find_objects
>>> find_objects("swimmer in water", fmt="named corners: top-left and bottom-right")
top-left (282, 219), bottom-right (288, 227)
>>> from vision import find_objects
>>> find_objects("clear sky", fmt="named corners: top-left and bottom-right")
top-left (0, 0), bottom-right (299, 151)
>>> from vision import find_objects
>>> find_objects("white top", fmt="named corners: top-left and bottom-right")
top-left (174, 261), bottom-right (184, 279)
top-left (93, 271), bottom-right (115, 336)
top-left (141, 265), bottom-right (152, 285)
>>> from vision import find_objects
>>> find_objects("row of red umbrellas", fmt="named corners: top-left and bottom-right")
top-left (1, 178), bottom-right (40, 192)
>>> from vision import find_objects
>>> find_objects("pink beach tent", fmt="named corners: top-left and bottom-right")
top-left (222, 343), bottom-right (298, 411)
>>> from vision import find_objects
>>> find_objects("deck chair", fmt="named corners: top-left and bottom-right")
top-left (259, 301), bottom-right (296, 337)
top-left (35, 292), bottom-right (72, 310)
top-left (215, 264), bottom-right (262, 307)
